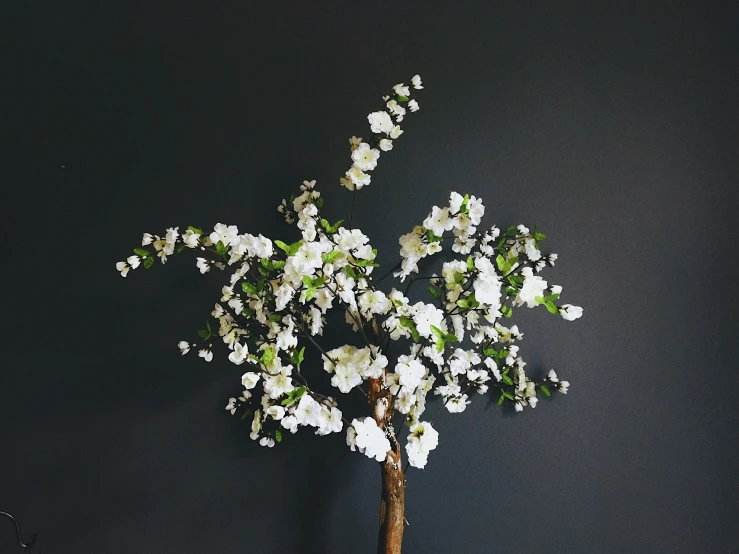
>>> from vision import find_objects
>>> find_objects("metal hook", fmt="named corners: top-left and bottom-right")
top-left (1, 511), bottom-right (37, 552)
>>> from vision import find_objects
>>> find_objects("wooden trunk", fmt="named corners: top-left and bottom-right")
top-left (369, 377), bottom-right (406, 554)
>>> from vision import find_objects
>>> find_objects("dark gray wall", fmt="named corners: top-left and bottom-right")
top-left (2, 2), bottom-right (737, 553)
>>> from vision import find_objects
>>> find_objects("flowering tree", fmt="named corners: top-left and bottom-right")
top-left (117, 75), bottom-right (582, 554)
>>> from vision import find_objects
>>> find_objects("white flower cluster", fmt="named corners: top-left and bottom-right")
top-left (118, 73), bottom-right (583, 470)
top-left (396, 192), bottom-right (485, 281)
top-left (322, 345), bottom-right (387, 393)
top-left (339, 75), bottom-right (423, 191)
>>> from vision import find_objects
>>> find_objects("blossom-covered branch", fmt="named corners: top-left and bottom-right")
top-left (116, 74), bottom-right (582, 473)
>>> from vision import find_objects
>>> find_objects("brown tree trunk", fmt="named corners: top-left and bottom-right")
top-left (377, 443), bottom-right (405, 554)
top-left (368, 377), bottom-right (406, 554)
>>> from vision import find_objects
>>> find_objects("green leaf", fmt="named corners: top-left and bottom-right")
top-left (176, 243), bottom-right (187, 254)
top-left (502, 390), bottom-right (515, 401)
top-left (396, 95), bottom-right (409, 102)
top-left (539, 384), bottom-right (551, 397)
top-left (425, 230), bottom-right (442, 243)
top-left (197, 329), bottom-right (209, 340)
top-left (321, 250), bottom-right (341, 264)
top-left (261, 347), bottom-right (274, 366)
top-left (143, 257), bottom-right (155, 269)
top-left (242, 281), bottom-right (257, 295)
top-left (467, 255), bottom-right (474, 271)
top-left (268, 314), bottom-right (282, 323)
top-left (133, 248), bottom-right (151, 257)
top-left (502, 374), bottom-right (513, 386)
top-left (400, 316), bottom-right (421, 342)
top-left (258, 266), bottom-right (269, 277)
top-left (187, 226), bottom-right (204, 235)
top-left (497, 393), bottom-right (506, 405)
top-left (430, 325), bottom-right (445, 339)
top-left (353, 258), bottom-right (379, 267)
top-left (274, 240), bottom-right (301, 257)
top-left (242, 307), bottom-right (255, 318)
top-left (428, 286), bottom-right (442, 300)
top-left (536, 295), bottom-right (559, 315)
top-left (261, 258), bottom-right (285, 271)
top-left (344, 266), bottom-right (359, 279)
top-left (305, 287), bottom-right (316, 301)
top-left (314, 197), bottom-right (324, 209)
top-left (240, 409), bottom-right (252, 421)
top-left (280, 386), bottom-right (307, 407)
top-left (460, 193), bottom-right (470, 214)
top-left (302, 275), bottom-right (324, 288)
top-left (291, 346), bottom-right (305, 369)
top-left (501, 305), bottom-right (513, 318)
top-left (274, 429), bottom-right (283, 443)
top-left (215, 240), bottom-right (228, 256)
top-left (454, 271), bottom-right (465, 285)
top-left (320, 218), bottom-right (344, 234)
top-left (496, 255), bottom-right (519, 275)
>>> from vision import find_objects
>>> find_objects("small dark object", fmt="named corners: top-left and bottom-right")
top-left (1, 511), bottom-right (37, 552)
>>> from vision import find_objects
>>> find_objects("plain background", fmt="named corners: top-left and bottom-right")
top-left (2, 2), bottom-right (738, 553)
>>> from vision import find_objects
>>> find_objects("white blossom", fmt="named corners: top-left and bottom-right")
top-left (183, 229), bottom-right (200, 248)
top-left (423, 206), bottom-right (454, 237)
top-left (345, 165), bottom-right (372, 189)
top-left (406, 420), bottom-right (438, 469)
top-left (274, 283), bottom-right (295, 312)
top-left (560, 304), bottom-right (583, 321)
top-left (281, 415), bottom-right (299, 433)
top-left (225, 398), bottom-right (238, 415)
top-left (228, 342), bottom-right (249, 365)
top-left (517, 267), bottom-right (548, 308)
top-left (241, 372), bottom-right (260, 390)
top-left (126, 255), bottom-right (141, 269)
top-left (196, 257), bottom-right (210, 274)
top-left (316, 406), bottom-right (344, 435)
top-left (351, 417), bottom-right (391, 462)
top-left (351, 143), bottom-right (381, 171)
top-left (116, 261), bottom-right (130, 277)
top-left (266, 405), bottom-right (285, 420)
top-left (368, 111), bottom-right (393, 134)
top-left (209, 223), bottom-right (239, 247)
top-left (294, 394), bottom-right (321, 427)
top-left (392, 83), bottom-right (410, 96)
